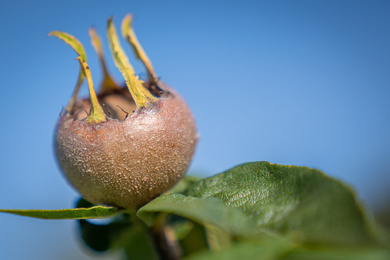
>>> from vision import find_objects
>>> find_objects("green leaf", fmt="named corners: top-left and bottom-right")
top-left (203, 223), bottom-right (232, 251)
top-left (75, 199), bottom-right (134, 252)
top-left (184, 239), bottom-right (390, 260)
top-left (186, 162), bottom-right (386, 246)
top-left (78, 217), bottom-right (132, 251)
top-left (138, 193), bottom-right (262, 237)
top-left (77, 214), bottom-right (158, 259)
top-left (0, 206), bottom-right (122, 220)
top-left (124, 223), bottom-right (160, 260)
top-left (177, 221), bottom-right (209, 255)
top-left (139, 162), bottom-right (389, 248)
top-left (183, 236), bottom-right (295, 260)
top-left (283, 246), bottom-right (390, 260)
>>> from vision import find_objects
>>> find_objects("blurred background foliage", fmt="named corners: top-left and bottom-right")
top-left (0, 0), bottom-right (389, 259)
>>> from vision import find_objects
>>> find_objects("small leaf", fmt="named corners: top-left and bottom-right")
top-left (0, 206), bottom-right (122, 220)
top-left (75, 199), bottom-right (133, 252)
top-left (124, 223), bottom-right (160, 260)
top-left (184, 239), bottom-right (390, 260)
top-left (178, 221), bottom-right (209, 256)
top-left (72, 198), bottom-right (157, 257)
top-left (78, 217), bottom-right (133, 252)
top-left (183, 236), bottom-right (295, 260)
top-left (283, 246), bottom-right (390, 260)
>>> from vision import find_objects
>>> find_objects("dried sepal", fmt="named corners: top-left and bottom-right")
top-left (107, 17), bottom-right (157, 109)
top-left (76, 57), bottom-right (106, 124)
top-left (48, 31), bottom-right (87, 113)
top-left (89, 27), bottom-right (120, 92)
top-left (121, 14), bottom-right (157, 85)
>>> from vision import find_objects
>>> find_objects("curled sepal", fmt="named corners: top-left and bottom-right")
top-left (121, 14), bottom-right (157, 85)
top-left (48, 31), bottom-right (87, 113)
top-left (89, 27), bottom-right (120, 92)
top-left (76, 57), bottom-right (106, 124)
top-left (107, 17), bottom-right (157, 109)
top-left (49, 31), bottom-right (87, 61)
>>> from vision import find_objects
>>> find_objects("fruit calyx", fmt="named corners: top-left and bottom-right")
top-left (50, 15), bottom-right (163, 123)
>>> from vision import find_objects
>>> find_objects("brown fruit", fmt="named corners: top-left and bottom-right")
top-left (52, 15), bottom-right (197, 208)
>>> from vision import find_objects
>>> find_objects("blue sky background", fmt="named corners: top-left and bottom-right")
top-left (0, 0), bottom-right (389, 259)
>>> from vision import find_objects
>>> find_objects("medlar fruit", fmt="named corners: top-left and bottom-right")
top-left (52, 15), bottom-right (197, 208)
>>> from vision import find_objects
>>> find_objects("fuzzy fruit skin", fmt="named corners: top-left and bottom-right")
top-left (55, 84), bottom-right (197, 208)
